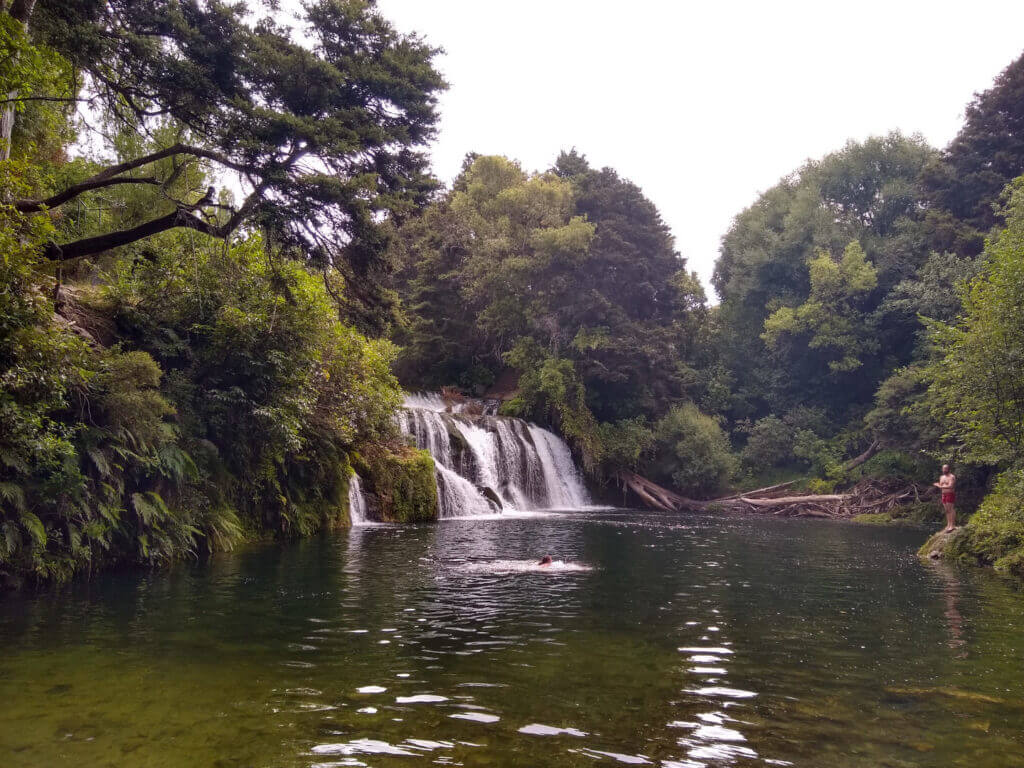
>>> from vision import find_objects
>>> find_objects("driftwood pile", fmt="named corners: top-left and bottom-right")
top-left (616, 470), bottom-right (929, 520)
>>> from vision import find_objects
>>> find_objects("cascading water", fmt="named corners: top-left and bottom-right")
top-left (400, 393), bottom-right (590, 518)
top-left (348, 473), bottom-right (370, 526)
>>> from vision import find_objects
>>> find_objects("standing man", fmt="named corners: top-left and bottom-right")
top-left (934, 464), bottom-right (957, 533)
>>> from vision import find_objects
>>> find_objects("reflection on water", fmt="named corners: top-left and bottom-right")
top-left (1, 511), bottom-right (1023, 767)
top-left (932, 560), bottom-right (970, 658)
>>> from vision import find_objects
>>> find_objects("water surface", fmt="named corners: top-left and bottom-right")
top-left (2, 510), bottom-right (1023, 767)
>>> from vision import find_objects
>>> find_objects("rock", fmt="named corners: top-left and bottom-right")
top-left (918, 526), bottom-right (965, 563)
top-left (479, 486), bottom-right (503, 511)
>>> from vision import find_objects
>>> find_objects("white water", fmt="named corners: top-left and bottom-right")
top-left (400, 393), bottom-right (591, 518)
top-left (460, 559), bottom-right (593, 573)
top-left (348, 474), bottom-right (370, 526)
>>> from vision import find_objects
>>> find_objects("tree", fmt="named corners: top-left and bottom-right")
top-left (763, 241), bottom-right (879, 374)
top-left (12, 0), bottom-right (444, 324)
top-left (553, 150), bottom-right (703, 421)
top-left (641, 404), bottom-right (736, 497)
top-left (928, 177), bottom-right (1024, 466)
top-left (921, 52), bottom-right (1024, 249)
top-left (393, 155), bottom-right (595, 389)
top-left (713, 133), bottom-right (937, 424)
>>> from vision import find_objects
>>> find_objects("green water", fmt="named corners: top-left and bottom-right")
top-left (1, 511), bottom-right (1023, 767)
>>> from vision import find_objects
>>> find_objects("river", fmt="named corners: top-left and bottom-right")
top-left (1, 510), bottom-right (1022, 767)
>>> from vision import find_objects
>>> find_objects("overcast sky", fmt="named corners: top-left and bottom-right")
top-left (375, 0), bottom-right (1024, 299)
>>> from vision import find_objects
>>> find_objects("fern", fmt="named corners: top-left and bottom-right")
top-left (19, 511), bottom-right (47, 547)
top-left (0, 482), bottom-right (27, 512)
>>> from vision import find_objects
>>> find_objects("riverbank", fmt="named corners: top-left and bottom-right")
top-left (917, 469), bottom-right (1024, 580)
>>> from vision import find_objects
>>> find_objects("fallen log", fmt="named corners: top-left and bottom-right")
top-left (616, 469), bottom-right (926, 522)
top-left (615, 470), bottom-right (701, 512)
top-left (714, 480), bottom-right (796, 502)
top-left (739, 494), bottom-right (849, 507)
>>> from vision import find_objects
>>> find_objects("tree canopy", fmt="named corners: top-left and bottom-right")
top-left (8, 0), bottom-right (444, 326)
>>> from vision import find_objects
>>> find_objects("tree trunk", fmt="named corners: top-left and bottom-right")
top-left (1, 0), bottom-right (39, 160)
top-left (842, 440), bottom-right (881, 472)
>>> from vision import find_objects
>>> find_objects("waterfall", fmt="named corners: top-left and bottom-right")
top-left (400, 393), bottom-right (590, 518)
top-left (348, 473), bottom-right (370, 526)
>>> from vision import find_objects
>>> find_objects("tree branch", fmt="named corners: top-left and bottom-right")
top-left (41, 207), bottom-right (221, 262)
top-left (15, 177), bottom-right (160, 213)
top-left (13, 142), bottom-right (260, 213)
top-left (0, 95), bottom-right (93, 106)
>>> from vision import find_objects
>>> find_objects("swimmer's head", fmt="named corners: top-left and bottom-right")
top-left (538, 555), bottom-right (553, 566)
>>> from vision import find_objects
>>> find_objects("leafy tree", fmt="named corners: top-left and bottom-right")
top-left (927, 178), bottom-right (1024, 466)
top-left (553, 150), bottom-right (704, 421)
top-left (920, 52), bottom-right (1024, 250)
top-left (877, 250), bottom-right (982, 340)
top-left (641, 404), bottom-right (736, 496)
top-left (714, 134), bottom-right (937, 425)
top-left (763, 241), bottom-right (879, 374)
top-left (14, 0), bottom-right (444, 327)
top-left (739, 415), bottom-right (795, 469)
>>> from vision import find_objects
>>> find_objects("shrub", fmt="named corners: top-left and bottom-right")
top-left (740, 415), bottom-right (795, 469)
top-left (643, 404), bottom-right (737, 497)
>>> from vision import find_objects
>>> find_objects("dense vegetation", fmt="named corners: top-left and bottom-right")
top-left (0, 0), bottom-right (443, 585)
top-left (2, 0), bottom-right (1023, 584)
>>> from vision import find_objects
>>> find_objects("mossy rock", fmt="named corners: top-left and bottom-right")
top-left (358, 444), bottom-right (439, 523)
top-left (442, 414), bottom-right (470, 454)
top-left (918, 527), bottom-right (970, 561)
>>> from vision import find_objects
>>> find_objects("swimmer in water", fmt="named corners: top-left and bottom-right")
top-left (538, 555), bottom-right (553, 567)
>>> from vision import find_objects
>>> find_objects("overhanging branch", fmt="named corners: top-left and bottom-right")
top-left (39, 181), bottom-right (269, 262)
top-left (42, 207), bottom-right (220, 262)
top-left (15, 142), bottom-right (260, 214)
top-left (16, 176), bottom-right (159, 213)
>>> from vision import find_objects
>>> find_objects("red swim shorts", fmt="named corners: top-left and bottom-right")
top-left (942, 492), bottom-right (956, 504)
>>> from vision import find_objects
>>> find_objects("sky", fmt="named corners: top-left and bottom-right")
top-left (374, 0), bottom-right (1024, 299)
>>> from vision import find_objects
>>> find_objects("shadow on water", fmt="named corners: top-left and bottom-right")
top-left (1, 511), bottom-right (1023, 767)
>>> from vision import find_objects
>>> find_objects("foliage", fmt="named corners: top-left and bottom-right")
top-left (20, 0), bottom-right (444, 329)
top-left (920, 52), bottom-right (1024, 246)
top-left (641, 404), bottom-right (736, 497)
top-left (927, 178), bottom-right (1024, 466)
top-left (763, 241), bottom-right (879, 374)
top-left (714, 133), bottom-right (937, 425)
top-left (738, 415), bottom-right (795, 469)
top-left (355, 445), bottom-right (438, 523)
top-left (866, 365), bottom-right (943, 452)
top-left (105, 233), bottom-right (403, 538)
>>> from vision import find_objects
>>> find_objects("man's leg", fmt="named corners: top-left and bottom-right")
top-left (945, 503), bottom-right (956, 532)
